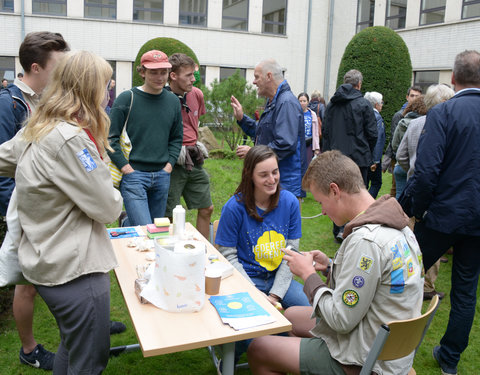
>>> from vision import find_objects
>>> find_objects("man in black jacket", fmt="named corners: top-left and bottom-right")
top-left (322, 69), bottom-right (377, 241)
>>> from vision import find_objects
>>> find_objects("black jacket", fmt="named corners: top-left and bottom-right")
top-left (322, 84), bottom-right (377, 167)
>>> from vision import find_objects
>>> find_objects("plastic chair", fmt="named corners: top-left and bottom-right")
top-left (359, 294), bottom-right (440, 375)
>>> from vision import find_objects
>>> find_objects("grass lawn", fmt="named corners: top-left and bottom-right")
top-left (0, 157), bottom-right (479, 374)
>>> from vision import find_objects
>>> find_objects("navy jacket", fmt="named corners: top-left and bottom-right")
top-left (0, 85), bottom-right (28, 215)
top-left (372, 110), bottom-right (386, 164)
top-left (322, 84), bottom-right (377, 168)
top-left (238, 81), bottom-right (306, 197)
top-left (401, 89), bottom-right (480, 235)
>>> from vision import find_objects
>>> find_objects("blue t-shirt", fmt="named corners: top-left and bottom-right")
top-left (303, 110), bottom-right (313, 138)
top-left (215, 190), bottom-right (302, 277)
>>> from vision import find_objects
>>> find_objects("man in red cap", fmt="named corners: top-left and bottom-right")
top-left (108, 50), bottom-right (183, 225)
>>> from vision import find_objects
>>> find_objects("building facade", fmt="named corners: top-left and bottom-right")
top-left (1, 0), bottom-right (479, 99)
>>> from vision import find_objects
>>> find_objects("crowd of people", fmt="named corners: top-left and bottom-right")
top-left (0, 29), bottom-right (479, 375)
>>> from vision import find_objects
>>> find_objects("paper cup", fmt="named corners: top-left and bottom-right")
top-left (205, 270), bottom-right (222, 295)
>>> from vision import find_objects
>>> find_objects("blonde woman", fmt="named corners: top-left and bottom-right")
top-left (0, 51), bottom-right (122, 374)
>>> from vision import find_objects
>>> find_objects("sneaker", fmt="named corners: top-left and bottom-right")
top-left (440, 256), bottom-right (449, 263)
top-left (110, 320), bottom-right (126, 335)
top-left (19, 344), bottom-right (55, 370)
top-left (433, 346), bottom-right (457, 375)
top-left (424, 290), bottom-right (445, 301)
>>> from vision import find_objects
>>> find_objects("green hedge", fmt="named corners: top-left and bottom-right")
top-left (336, 26), bottom-right (412, 136)
top-left (132, 37), bottom-right (200, 87)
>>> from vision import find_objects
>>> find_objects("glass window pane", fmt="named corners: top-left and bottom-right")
top-left (133, 0), bottom-right (163, 23)
top-left (32, 0), bottom-right (67, 16)
top-left (262, 0), bottom-right (287, 35)
top-left (463, 2), bottom-right (480, 19)
top-left (421, 0), bottom-right (446, 10)
top-left (357, 0), bottom-right (374, 23)
top-left (222, 0), bottom-right (248, 31)
top-left (420, 8), bottom-right (445, 24)
top-left (0, 56), bottom-right (16, 83)
top-left (220, 67), bottom-right (246, 81)
top-left (85, 0), bottom-right (116, 19)
top-left (414, 71), bottom-right (440, 93)
top-left (179, 0), bottom-right (207, 26)
top-left (386, 0), bottom-right (406, 29)
top-left (1, 0), bottom-right (14, 12)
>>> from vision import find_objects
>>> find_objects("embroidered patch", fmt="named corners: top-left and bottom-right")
top-left (391, 243), bottom-right (404, 270)
top-left (402, 241), bottom-right (411, 258)
top-left (76, 148), bottom-right (97, 172)
top-left (352, 276), bottom-right (365, 288)
top-left (406, 257), bottom-right (415, 278)
top-left (342, 290), bottom-right (359, 307)
top-left (390, 268), bottom-right (405, 294)
top-left (357, 255), bottom-right (374, 274)
top-left (417, 254), bottom-right (425, 278)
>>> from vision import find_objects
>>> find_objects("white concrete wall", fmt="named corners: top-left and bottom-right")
top-left (1, 0), bottom-right (479, 98)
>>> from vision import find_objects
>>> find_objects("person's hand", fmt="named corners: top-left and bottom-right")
top-left (310, 250), bottom-right (331, 274)
top-left (121, 164), bottom-right (135, 174)
top-left (230, 95), bottom-right (244, 121)
top-left (236, 145), bottom-right (251, 159)
top-left (163, 162), bottom-right (172, 174)
top-left (282, 248), bottom-right (316, 281)
top-left (314, 150), bottom-right (320, 156)
top-left (370, 164), bottom-right (377, 172)
top-left (266, 294), bottom-right (281, 308)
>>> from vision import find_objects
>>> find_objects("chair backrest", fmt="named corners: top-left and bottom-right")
top-left (360, 294), bottom-right (440, 375)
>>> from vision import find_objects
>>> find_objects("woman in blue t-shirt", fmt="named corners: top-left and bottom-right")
top-left (215, 145), bottom-right (309, 309)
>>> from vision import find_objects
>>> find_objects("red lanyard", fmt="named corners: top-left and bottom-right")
top-left (83, 128), bottom-right (103, 160)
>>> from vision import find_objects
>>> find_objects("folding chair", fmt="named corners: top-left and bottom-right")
top-left (360, 294), bottom-right (440, 375)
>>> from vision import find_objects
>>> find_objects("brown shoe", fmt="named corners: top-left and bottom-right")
top-left (440, 256), bottom-right (448, 263)
top-left (424, 290), bottom-right (445, 300)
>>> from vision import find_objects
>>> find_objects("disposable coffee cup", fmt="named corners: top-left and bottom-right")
top-left (205, 270), bottom-right (222, 295)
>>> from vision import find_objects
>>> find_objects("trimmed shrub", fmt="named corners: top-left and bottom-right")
top-left (336, 26), bottom-right (412, 135)
top-left (132, 37), bottom-right (200, 87)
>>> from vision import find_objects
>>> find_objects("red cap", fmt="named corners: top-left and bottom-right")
top-left (140, 50), bottom-right (172, 69)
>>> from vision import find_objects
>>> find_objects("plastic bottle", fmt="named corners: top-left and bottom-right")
top-left (172, 204), bottom-right (186, 238)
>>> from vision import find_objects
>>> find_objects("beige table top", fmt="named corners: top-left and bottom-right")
top-left (111, 223), bottom-right (292, 357)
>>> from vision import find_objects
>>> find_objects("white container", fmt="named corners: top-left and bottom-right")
top-left (172, 204), bottom-right (185, 238)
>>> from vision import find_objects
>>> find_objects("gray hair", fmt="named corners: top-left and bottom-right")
top-left (257, 59), bottom-right (284, 82)
top-left (343, 69), bottom-right (363, 86)
top-left (424, 84), bottom-right (455, 111)
top-left (364, 91), bottom-right (383, 107)
top-left (453, 50), bottom-right (480, 86)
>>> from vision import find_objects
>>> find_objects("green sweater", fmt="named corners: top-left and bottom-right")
top-left (108, 87), bottom-right (183, 172)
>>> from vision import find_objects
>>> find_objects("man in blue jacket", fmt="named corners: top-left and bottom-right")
top-left (230, 59), bottom-right (306, 198)
top-left (400, 50), bottom-right (480, 375)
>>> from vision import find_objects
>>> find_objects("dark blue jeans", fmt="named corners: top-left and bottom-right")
top-left (414, 221), bottom-right (480, 368)
top-left (120, 169), bottom-right (170, 226)
top-left (367, 163), bottom-right (382, 199)
top-left (394, 164), bottom-right (407, 199)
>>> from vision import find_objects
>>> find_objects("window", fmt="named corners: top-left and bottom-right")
top-left (1, 56), bottom-right (15, 83)
top-left (133, 0), bottom-right (163, 23)
top-left (32, 0), bottom-right (67, 16)
top-left (463, 0), bottom-right (480, 19)
top-left (222, 0), bottom-right (248, 31)
top-left (385, 0), bottom-right (406, 30)
top-left (179, 0), bottom-right (207, 26)
top-left (356, 0), bottom-right (374, 33)
top-left (85, 0), bottom-right (116, 19)
top-left (262, 0), bottom-right (287, 35)
top-left (420, 0), bottom-right (445, 25)
top-left (199, 65), bottom-right (206, 85)
top-left (220, 67), bottom-right (246, 81)
top-left (1, 0), bottom-right (14, 12)
top-left (414, 70), bottom-right (440, 93)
